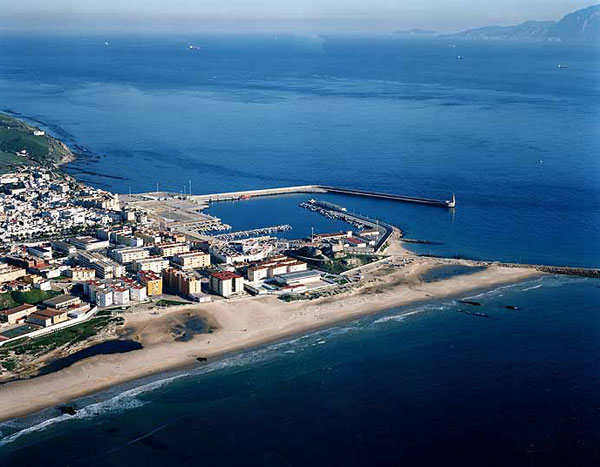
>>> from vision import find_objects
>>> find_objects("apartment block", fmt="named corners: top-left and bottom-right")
top-left (172, 251), bottom-right (211, 269)
top-left (209, 271), bottom-right (244, 298)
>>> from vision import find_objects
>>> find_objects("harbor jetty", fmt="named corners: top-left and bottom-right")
top-left (191, 185), bottom-right (456, 209)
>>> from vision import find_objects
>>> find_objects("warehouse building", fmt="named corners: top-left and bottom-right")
top-left (273, 270), bottom-right (322, 287)
top-left (0, 303), bottom-right (37, 325)
top-left (69, 236), bottom-right (109, 251)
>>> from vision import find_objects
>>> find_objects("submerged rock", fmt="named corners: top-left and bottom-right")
top-left (455, 309), bottom-right (491, 319)
top-left (59, 405), bottom-right (77, 416)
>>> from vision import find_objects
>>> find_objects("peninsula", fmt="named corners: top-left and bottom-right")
top-left (0, 114), bottom-right (596, 423)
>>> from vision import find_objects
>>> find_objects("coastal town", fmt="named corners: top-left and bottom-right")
top-left (1, 115), bottom-right (597, 425)
top-left (0, 164), bottom-right (399, 359)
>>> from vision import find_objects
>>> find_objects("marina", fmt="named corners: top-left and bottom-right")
top-left (212, 224), bottom-right (292, 241)
top-left (300, 199), bottom-right (396, 252)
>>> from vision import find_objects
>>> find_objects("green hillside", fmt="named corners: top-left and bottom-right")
top-left (0, 113), bottom-right (73, 174)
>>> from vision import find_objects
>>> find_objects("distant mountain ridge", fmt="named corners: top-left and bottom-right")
top-left (446, 5), bottom-right (600, 41)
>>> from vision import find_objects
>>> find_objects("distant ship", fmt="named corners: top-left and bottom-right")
top-left (457, 55), bottom-right (464, 60)
top-left (188, 45), bottom-right (200, 51)
top-left (556, 64), bottom-right (568, 69)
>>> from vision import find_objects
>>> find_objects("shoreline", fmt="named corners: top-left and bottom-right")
top-left (0, 259), bottom-right (542, 423)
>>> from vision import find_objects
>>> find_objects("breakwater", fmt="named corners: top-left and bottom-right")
top-left (498, 263), bottom-right (600, 278)
top-left (319, 186), bottom-right (455, 208)
top-left (190, 185), bottom-right (455, 208)
top-left (418, 253), bottom-right (600, 279)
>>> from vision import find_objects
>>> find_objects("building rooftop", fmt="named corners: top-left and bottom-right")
top-left (211, 271), bottom-right (242, 281)
top-left (175, 251), bottom-right (209, 258)
top-left (35, 308), bottom-right (68, 318)
top-left (0, 303), bottom-right (36, 315)
top-left (275, 270), bottom-right (321, 281)
top-left (138, 270), bottom-right (162, 281)
top-left (42, 294), bottom-right (79, 307)
top-left (28, 311), bottom-right (53, 321)
top-left (70, 236), bottom-right (101, 244)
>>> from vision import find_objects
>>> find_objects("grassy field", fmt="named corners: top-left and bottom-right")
top-left (0, 113), bottom-right (72, 174)
top-left (0, 289), bottom-right (61, 311)
top-left (0, 150), bottom-right (29, 173)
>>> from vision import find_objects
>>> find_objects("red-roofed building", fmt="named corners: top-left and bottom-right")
top-left (345, 237), bottom-right (367, 248)
top-left (209, 271), bottom-right (244, 297)
top-left (113, 286), bottom-right (131, 306)
top-left (137, 270), bottom-right (163, 296)
top-left (314, 231), bottom-right (352, 241)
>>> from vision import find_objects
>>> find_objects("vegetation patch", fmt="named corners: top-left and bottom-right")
top-left (0, 113), bottom-right (73, 174)
top-left (317, 254), bottom-right (380, 274)
top-left (0, 289), bottom-right (61, 310)
top-left (155, 299), bottom-right (189, 307)
top-left (0, 316), bottom-right (124, 358)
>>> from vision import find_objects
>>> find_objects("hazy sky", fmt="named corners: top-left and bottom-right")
top-left (1, 0), bottom-right (598, 33)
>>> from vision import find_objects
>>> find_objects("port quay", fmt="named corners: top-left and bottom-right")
top-left (190, 185), bottom-right (456, 208)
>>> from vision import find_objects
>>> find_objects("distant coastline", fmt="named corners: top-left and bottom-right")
top-left (443, 4), bottom-right (600, 42)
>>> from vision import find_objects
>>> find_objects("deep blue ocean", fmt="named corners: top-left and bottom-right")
top-left (0, 34), bottom-right (599, 465)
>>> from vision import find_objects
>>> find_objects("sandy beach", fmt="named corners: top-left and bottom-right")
top-left (0, 255), bottom-right (542, 423)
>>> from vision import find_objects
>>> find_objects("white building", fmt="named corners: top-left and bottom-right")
top-left (113, 287), bottom-right (130, 306)
top-left (209, 271), bottom-right (244, 297)
top-left (129, 284), bottom-right (147, 302)
top-left (172, 251), bottom-right (211, 269)
top-left (132, 257), bottom-right (170, 273)
top-left (273, 270), bottom-right (322, 287)
top-left (33, 280), bottom-right (52, 291)
top-left (97, 288), bottom-right (114, 307)
top-left (110, 247), bottom-right (150, 264)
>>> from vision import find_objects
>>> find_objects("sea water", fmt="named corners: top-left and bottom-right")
top-left (0, 34), bottom-right (598, 265)
top-left (0, 34), bottom-right (598, 465)
top-left (0, 276), bottom-right (598, 465)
